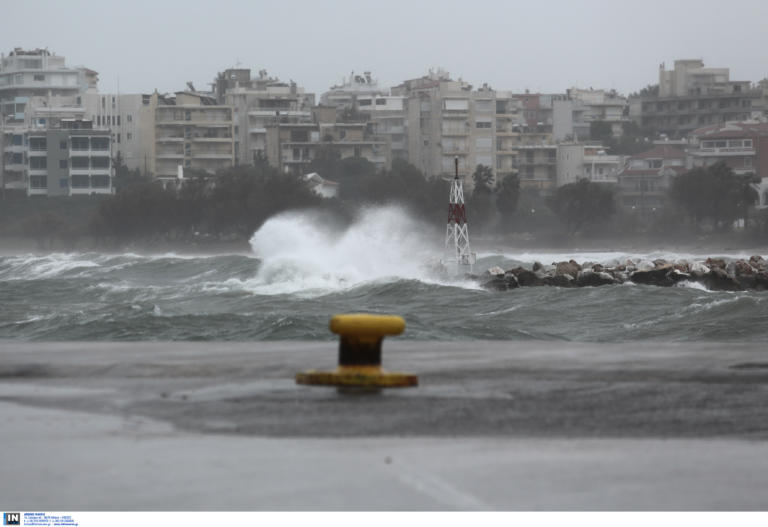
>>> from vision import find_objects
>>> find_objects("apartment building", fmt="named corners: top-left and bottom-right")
top-left (557, 144), bottom-right (623, 187)
top-left (391, 70), bottom-right (496, 187)
top-left (616, 145), bottom-right (687, 213)
top-left (153, 92), bottom-right (235, 183)
top-left (630, 59), bottom-right (766, 138)
top-left (20, 119), bottom-right (113, 197)
top-left (216, 69), bottom-right (315, 166)
top-left (553, 87), bottom-right (629, 141)
top-left (320, 71), bottom-right (382, 109)
top-left (354, 94), bottom-right (408, 162)
top-left (83, 93), bottom-right (156, 174)
top-left (1, 48), bottom-right (99, 194)
top-left (688, 121), bottom-right (768, 177)
top-left (265, 120), bottom-right (390, 176)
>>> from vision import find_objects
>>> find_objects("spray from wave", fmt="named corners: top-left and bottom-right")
top-left (247, 206), bottom-right (447, 295)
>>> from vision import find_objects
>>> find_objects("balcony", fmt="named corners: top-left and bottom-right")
top-left (248, 128), bottom-right (267, 135)
top-left (192, 137), bottom-right (232, 143)
top-left (694, 147), bottom-right (755, 156)
top-left (194, 153), bottom-right (232, 159)
top-left (157, 137), bottom-right (184, 143)
top-left (157, 153), bottom-right (184, 159)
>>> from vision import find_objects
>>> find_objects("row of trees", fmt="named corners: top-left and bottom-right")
top-left (91, 153), bottom-right (764, 245)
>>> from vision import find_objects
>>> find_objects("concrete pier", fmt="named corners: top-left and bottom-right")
top-left (1, 341), bottom-right (767, 510)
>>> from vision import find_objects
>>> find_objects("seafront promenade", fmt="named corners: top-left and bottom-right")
top-left (2, 341), bottom-right (768, 510)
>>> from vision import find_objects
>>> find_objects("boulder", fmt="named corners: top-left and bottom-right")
top-left (737, 272), bottom-right (768, 291)
top-left (576, 270), bottom-right (617, 287)
top-left (532, 261), bottom-right (544, 272)
top-left (726, 259), bottom-right (755, 277)
top-left (653, 259), bottom-right (669, 268)
top-left (555, 260), bottom-right (581, 277)
top-left (748, 255), bottom-right (767, 271)
top-left (543, 273), bottom-right (575, 287)
top-left (515, 269), bottom-right (545, 287)
top-left (701, 267), bottom-right (741, 291)
top-left (485, 266), bottom-right (505, 277)
top-left (630, 267), bottom-right (689, 287)
top-left (481, 275), bottom-right (508, 291)
top-left (705, 258), bottom-right (726, 270)
top-left (690, 261), bottom-right (710, 274)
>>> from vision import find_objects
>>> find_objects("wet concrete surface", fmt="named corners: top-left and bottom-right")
top-left (1, 340), bottom-right (768, 509)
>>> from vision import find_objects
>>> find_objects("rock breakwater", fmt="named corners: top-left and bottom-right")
top-left (478, 255), bottom-right (768, 292)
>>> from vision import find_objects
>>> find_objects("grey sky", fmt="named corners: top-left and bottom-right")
top-left (5, 0), bottom-right (768, 97)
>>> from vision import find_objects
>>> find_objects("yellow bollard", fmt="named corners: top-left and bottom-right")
top-left (296, 314), bottom-right (418, 390)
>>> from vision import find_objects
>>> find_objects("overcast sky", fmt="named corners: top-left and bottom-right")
top-left (5, 0), bottom-right (768, 97)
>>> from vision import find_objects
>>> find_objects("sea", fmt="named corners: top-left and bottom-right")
top-left (1, 206), bottom-right (767, 342)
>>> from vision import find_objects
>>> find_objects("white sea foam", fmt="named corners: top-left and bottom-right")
top-left (247, 206), bottom-right (462, 295)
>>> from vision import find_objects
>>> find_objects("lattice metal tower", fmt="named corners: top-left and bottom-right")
top-left (445, 157), bottom-right (476, 274)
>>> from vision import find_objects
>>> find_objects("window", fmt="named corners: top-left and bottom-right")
top-left (60, 140), bottom-right (67, 150)
top-left (475, 137), bottom-right (492, 149)
top-left (71, 157), bottom-right (89, 169)
top-left (29, 137), bottom-right (47, 151)
top-left (127, 133), bottom-right (132, 140)
top-left (11, 153), bottom-right (22, 164)
top-left (71, 137), bottom-right (89, 150)
top-left (12, 135), bottom-right (23, 146)
top-left (444, 99), bottom-right (469, 111)
top-left (744, 157), bottom-right (752, 168)
top-left (127, 114), bottom-right (132, 122)
top-left (649, 159), bottom-right (662, 169)
top-left (91, 137), bottom-right (109, 150)
top-left (359, 99), bottom-right (372, 106)
top-left (59, 178), bottom-right (69, 188)
top-left (91, 157), bottom-right (110, 168)
top-left (185, 110), bottom-right (191, 121)
top-left (59, 160), bottom-right (68, 169)
top-left (117, 133), bottom-right (120, 144)
top-left (33, 74), bottom-right (45, 81)
top-left (91, 175), bottom-right (110, 188)
top-left (71, 175), bottom-right (89, 188)
top-left (117, 116), bottom-right (121, 126)
top-left (30, 157), bottom-right (47, 170)
top-left (744, 139), bottom-right (753, 148)
top-left (339, 130), bottom-right (346, 140)
top-left (476, 121), bottom-right (492, 129)
top-left (475, 100), bottom-right (493, 112)
top-left (376, 98), bottom-right (386, 105)
top-left (30, 176), bottom-right (47, 189)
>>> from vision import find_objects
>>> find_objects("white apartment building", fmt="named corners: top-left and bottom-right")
top-left (320, 71), bottom-right (382, 109)
top-left (356, 94), bottom-right (408, 161)
top-left (83, 92), bottom-right (156, 174)
top-left (393, 70), bottom-right (496, 186)
top-left (219, 70), bottom-right (314, 166)
top-left (553, 88), bottom-right (629, 141)
top-left (153, 92), bottom-right (235, 183)
top-left (557, 143), bottom-right (623, 187)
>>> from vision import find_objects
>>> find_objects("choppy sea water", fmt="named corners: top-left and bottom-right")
top-left (1, 207), bottom-right (767, 342)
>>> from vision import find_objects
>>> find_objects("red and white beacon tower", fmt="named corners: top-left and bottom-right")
top-left (445, 157), bottom-right (477, 274)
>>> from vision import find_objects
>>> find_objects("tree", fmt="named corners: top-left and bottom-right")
top-left (547, 179), bottom-right (615, 234)
top-left (495, 174), bottom-right (520, 230)
top-left (471, 164), bottom-right (494, 195)
top-left (589, 121), bottom-right (613, 142)
top-left (669, 161), bottom-right (757, 231)
top-left (467, 165), bottom-right (495, 233)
